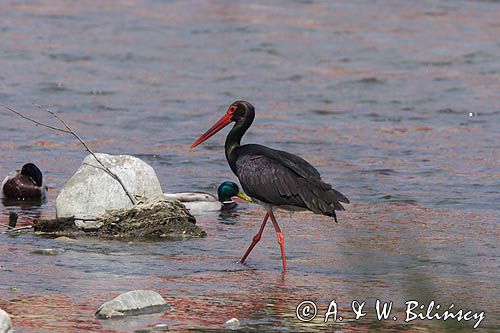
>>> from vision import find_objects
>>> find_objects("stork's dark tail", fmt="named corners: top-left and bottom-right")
top-left (299, 178), bottom-right (349, 223)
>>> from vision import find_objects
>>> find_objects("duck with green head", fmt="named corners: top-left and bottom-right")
top-left (163, 181), bottom-right (252, 215)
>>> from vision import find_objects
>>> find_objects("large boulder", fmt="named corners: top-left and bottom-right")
top-left (0, 309), bottom-right (13, 333)
top-left (95, 290), bottom-right (169, 319)
top-left (56, 153), bottom-right (163, 222)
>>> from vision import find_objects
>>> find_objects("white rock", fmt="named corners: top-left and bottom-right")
top-left (95, 290), bottom-right (167, 319)
top-left (56, 154), bottom-right (163, 223)
top-left (224, 318), bottom-right (240, 330)
top-left (154, 323), bottom-right (169, 331)
top-left (0, 309), bottom-right (13, 333)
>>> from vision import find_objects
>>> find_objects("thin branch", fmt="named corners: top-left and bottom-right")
top-left (2, 104), bottom-right (136, 205)
top-left (0, 103), bottom-right (71, 134)
top-left (42, 106), bottom-right (136, 205)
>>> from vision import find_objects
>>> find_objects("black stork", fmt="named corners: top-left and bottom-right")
top-left (190, 101), bottom-right (349, 271)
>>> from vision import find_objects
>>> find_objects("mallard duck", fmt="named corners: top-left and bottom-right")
top-left (164, 181), bottom-right (252, 215)
top-left (1, 163), bottom-right (47, 200)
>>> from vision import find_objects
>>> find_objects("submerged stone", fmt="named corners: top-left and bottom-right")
top-left (31, 248), bottom-right (63, 255)
top-left (95, 290), bottom-right (169, 319)
top-left (224, 318), bottom-right (240, 330)
top-left (153, 323), bottom-right (169, 331)
top-left (55, 236), bottom-right (76, 242)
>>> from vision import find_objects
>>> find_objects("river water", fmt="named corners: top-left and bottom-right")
top-left (0, 0), bottom-right (498, 332)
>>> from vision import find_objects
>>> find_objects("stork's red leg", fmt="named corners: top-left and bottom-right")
top-left (269, 211), bottom-right (287, 271)
top-left (240, 212), bottom-right (269, 264)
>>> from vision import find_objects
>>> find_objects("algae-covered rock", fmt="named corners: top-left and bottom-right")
top-left (95, 290), bottom-right (169, 319)
top-left (96, 196), bottom-right (205, 239)
top-left (35, 196), bottom-right (206, 239)
top-left (35, 217), bottom-right (80, 233)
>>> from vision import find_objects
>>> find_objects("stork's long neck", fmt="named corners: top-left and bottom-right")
top-left (225, 112), bottom-right (254, 174)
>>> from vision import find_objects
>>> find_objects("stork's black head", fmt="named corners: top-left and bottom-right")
top-left (226, 101), bottom-right (255, 124)
top-left (190, 100), bottom-right (255, 149)
top-left (20, 163), bottom-right (43, 186)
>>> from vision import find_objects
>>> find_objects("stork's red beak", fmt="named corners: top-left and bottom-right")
top-left (190, 113), bottom-right (233, 148)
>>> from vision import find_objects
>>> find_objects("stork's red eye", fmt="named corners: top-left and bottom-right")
top-left (227, 104), bottom-right (238, 114)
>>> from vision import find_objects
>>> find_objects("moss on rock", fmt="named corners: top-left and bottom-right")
top-left (34, 197), bottom-right (206, 239)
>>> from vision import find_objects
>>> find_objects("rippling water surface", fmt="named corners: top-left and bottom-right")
top-left (0, 1), bottom-right (498, 331)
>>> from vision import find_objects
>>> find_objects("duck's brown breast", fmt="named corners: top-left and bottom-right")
top-left (2, 175), bottom-right (42, 200)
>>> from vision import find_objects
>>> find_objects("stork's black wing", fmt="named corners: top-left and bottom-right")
top-left (239, 144), bottom-right (323, 180)
top-left (234, 145), bottom-right (349, 221)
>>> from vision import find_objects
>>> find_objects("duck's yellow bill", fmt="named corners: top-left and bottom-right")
top-left (236, 192), bottom-right (252, 202)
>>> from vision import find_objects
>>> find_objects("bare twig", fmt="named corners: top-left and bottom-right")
top-left (0, 103), bottom-right (71, 134)
top-left (1, 104), bottom-right (136, 205)
top-left (42, 106), bottom-right (136, 205)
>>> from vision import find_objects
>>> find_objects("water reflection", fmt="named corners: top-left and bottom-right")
top-left (217, 211), bottom-right (240, 225)
top-left (1, 198), bottom-right (44, 226)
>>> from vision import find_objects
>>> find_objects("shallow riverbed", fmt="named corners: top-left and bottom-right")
top-left (0, 0), bottom-right (498, 331)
